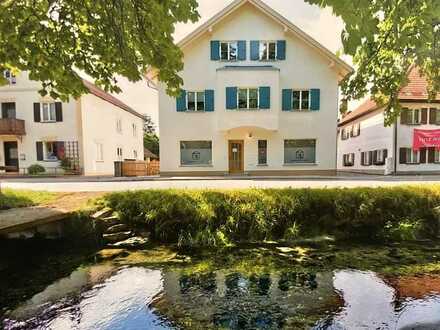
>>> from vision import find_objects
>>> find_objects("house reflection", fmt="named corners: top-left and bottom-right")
top-left (153, 269), bottom-right (339, 329)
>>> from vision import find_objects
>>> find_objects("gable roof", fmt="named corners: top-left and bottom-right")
top-left (177, 0), bottom-right (353, 78)
top-left (82, 79), bottom-right (146, 120)
top-left (144, 148), bottom-right (159, 159)
top-left (399, 66), bottom-right (440, 101)
top-left (339, 67), bottom-right (440, 126)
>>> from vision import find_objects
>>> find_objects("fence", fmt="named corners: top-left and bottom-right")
top-left (120, 160), bottom-right (160, 177)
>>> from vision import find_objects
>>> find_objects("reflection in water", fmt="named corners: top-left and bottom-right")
top-left (4, 259), bottom-right (440, 329)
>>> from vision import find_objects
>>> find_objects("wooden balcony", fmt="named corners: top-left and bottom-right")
top-left (0, 118), bottom-right (26, 135)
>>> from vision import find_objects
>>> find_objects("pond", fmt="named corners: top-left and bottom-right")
top-left (2, 242), bottom-right (440, 329)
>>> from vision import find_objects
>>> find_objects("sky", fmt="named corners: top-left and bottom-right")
top-left (114, 0), bottom-right (358, 133)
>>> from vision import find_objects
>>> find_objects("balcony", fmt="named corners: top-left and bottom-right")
top-left (0, 118), bottom-right (26, 135)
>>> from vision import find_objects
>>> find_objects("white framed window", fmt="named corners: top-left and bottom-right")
top-left (132, 123), bottom-right (137, 137)
top-left (435, 149), bottom-right (440, 163)
top-left (343, 153), bottom-right (355, 166)
top-left (259, 41), bottom-right (277, 60)
top-left (292, 90), bottom-right (310, 110)
top-left (116, 119), bottom-right (122, 133)
top-left (407, 109), bottom-right (421, 125)
top-left (116, 147), bottom-right (123, 160)
top-left (41, 102), bottom-right (56, 122)
top-left (284, 139), bottom-right (316, 164)
top-left (375, 149), bottom-right (385, 164)
top-left (406, 148), bottom-right (419, 164)
top-left (187, 91), bottom-right (205, 111)
top-left (238, 88), bottom-right (259, 109)
top-left (96, 143), bottom-right (104, 162)
top-left (44, 142), bottom-right (59, 161)
top-left (180, 141), bottom-right (212, 166)
top-left (258, 140), bottom-right (267, 165)
top-left (3, 70), bottom-right (16, 85)
top-left (220, 41), bottom-right (238, 61)
top-left (351, 123), bottom-right (361, 137)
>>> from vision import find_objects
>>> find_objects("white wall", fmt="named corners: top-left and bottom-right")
top-left (159, 3), bottom-right (341, 174)
top-left (337, 110), bottom-right (394, 173)
top-left (80, 94), bottom-right (145, 175)
top-left (0, 71), bottom-right (80, 171)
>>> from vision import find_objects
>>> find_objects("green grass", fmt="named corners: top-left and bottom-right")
top-left (0, 188), bottom-right (57, 210)
top-left (96, 185), bottom-right (440, 247)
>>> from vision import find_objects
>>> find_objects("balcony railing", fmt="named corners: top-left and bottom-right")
top-left (0, 118), bottom-right (26, 135)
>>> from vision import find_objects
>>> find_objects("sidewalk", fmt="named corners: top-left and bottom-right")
top-left (1, 174), bottom-right (440, 192)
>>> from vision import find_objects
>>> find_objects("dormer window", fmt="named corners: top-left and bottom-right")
top-left (220, 41), bottom-right (238, 61)
top-left (3, 70), bottom-right (16, 85)
top-left (259, 41), bottom-right (277, 60)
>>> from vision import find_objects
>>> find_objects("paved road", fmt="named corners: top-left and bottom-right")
top-left (2, 175), bottom-right (440, 192)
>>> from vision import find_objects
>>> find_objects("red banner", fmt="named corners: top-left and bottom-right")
top-left (413, 129), bottom-right (440, 150)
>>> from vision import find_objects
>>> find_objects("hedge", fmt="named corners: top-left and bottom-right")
top-left (99, 186), bottom-right (440, 247)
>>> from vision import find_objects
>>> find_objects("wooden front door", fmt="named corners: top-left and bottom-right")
top-left (4, 141), bottom-right (19, 172)
top-left (228, 140), bottom-right (244, 174)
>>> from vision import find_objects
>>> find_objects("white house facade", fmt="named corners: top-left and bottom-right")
top-left (0, 71), bottom-right (145, 176)
top-left (337, 67), bottom-right (440, 175)
top-left (158, 0), bottom-right (352, 176)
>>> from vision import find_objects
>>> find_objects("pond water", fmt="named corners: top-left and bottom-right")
top-left (2, 243), bottom-right (440, 329)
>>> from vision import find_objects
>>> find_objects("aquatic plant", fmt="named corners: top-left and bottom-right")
top-left (98, 186), bottom-right (440, 247)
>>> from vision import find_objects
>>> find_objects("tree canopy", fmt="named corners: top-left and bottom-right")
top-left (306, 0), bottom-right (440, 125)
top-left (0, 0), bottom-right (199, 100)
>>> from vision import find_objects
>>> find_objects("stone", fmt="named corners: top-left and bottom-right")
top-left (91, 207), bottom-right (113, 219)
top-left (95, 216), bottom-right (120, 230)
top-left (106, 224), bottom-right (129, 234)
top-left (110, 236), bottom-right (150, 250)
top-left (96, 249), bottom-right (129, 260)
top-left (103, 231), bottom-right (132, 243)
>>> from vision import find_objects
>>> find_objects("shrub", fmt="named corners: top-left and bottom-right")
top-left (27, 164), bottom-right (45, 175)
top-left (98, 186), bottom-right (440, 247)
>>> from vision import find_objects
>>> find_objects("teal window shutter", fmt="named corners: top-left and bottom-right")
top-left (238, 41), bottom-right (246, 61)
top-left (259, 87), bottom-right (270, 109)
top-left (205, 90), bottom-right (215, 112)
top-left (211, 41), bottom-right (220, 60)
top-left (176, 90), bottom-right (187, 112)
top-left (226, 87), bottom-right (237, 109)
top-left (310, 89), bottom-right (321, 111)
top-left (277, 40), bottom-right (286, 60)
top-left (250, 41), bottom-right (260, 60)
top-left (282, 89), bottom-right (292, 111)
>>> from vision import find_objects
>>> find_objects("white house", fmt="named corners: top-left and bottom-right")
top-left (0, 71), bottom-right (145, 176)
top-left (337, 67), bottom-right (440, 175)
top-left (158, 0), bottom-right (352, 176)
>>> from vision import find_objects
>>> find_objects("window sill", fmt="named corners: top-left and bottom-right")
top-left (180, 164), bottom-right (213, 168)
top-left (42, 159), bottom-right (59, 163)
top-left (228, 108), bottom-right (267, 112)
top-left (284, 109), bottom-right (312, 112)
top-left (95, 160), bottom-right (104, 163)
top-left (283, 163), bottom-right (318, 167)
top-left (184, 110), bottom-right (206, 113)
top-left (40, 121), bottom-right (57, 123)
top-left (256, 164), bottom-right (268, 167)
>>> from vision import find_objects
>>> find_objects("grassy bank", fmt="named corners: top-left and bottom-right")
top-left (97, 186), bottom-right (440, 247)
top-left (0, 189), bottom-right (56, 210)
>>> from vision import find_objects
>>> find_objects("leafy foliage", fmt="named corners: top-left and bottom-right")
top-left (0, 0), bottom-right (199, 100)
top-left (98, 186), bottom-right (440, 247)
top-left (0, 188), bottom-right (55, 210)
top-left (144, 133), bottom-right (159, 156)
top-left (306, 0), bottom-right (440, 125)
top-left (27, 164), bottom-right (46, 175)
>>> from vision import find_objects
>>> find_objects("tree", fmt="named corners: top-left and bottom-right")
top-left (143, 115), bottom-right (159, 156)
top-left (0, 0), bottom-right (199, 100)
top-left (306, 0), bottom-right (440, 125)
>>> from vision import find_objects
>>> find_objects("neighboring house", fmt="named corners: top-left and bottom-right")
top-left (157, 0), bottom-right (352, 176)
top-left (144, 148), bottom-right (159, 162)
top-left (0, 71), bottom-right (145, 175)
top-left (337, 67), bottom-right (440, 175)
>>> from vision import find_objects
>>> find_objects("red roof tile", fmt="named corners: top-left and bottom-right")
top-left (339, 99), bottom-right (381, 126)
top-left (82, 79), bottom-right (145, 120)
top-left (399, 66), bottom-right (440, 101)
top-left (339, 67), bottom-right (440, 126)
